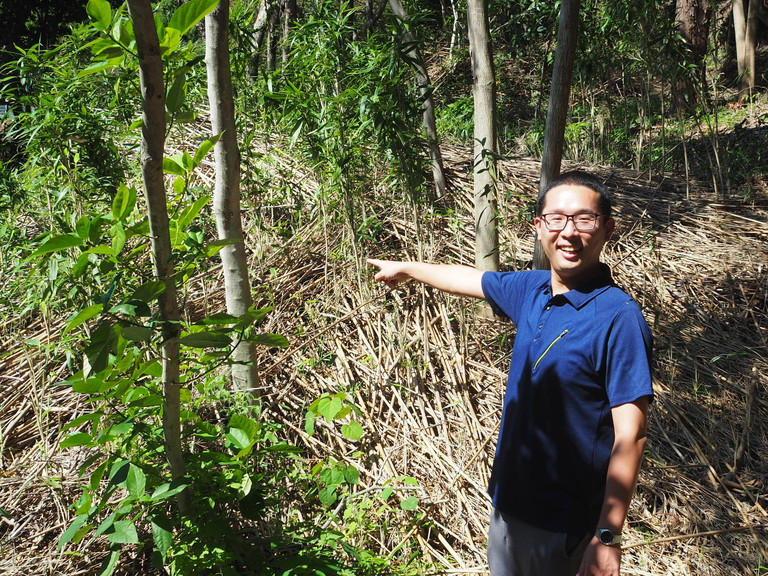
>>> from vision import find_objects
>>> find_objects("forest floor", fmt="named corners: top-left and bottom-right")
top-left (1, 128), bottom-right (767, 574)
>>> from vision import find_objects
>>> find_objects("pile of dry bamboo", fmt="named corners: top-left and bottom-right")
top-left (1, 146), bottom-right (766, 575)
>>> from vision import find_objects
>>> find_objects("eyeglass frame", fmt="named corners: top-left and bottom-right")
top-left (538, 213), bottom-right (604, 231)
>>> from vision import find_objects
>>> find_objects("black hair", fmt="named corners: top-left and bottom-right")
top-left (536, 170), bottom-right (612, 219)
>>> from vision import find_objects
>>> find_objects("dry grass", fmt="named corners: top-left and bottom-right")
top-left (1, 143), bottom-right (767, 575)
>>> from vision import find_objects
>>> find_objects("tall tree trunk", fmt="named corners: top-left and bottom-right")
top-left (535, 0), bottom-right (579, 271)
top-left (125, 0), bottom-right (187, 510)
top-left (206, 0), bottom-right (260, 395)
top-left (674, 0), bottom-right (711, 110)
top-left (388, 0), bottom-right (448, 200)
top-left (732, 0), bottom-right (760, 99)
top-left (467, 0), bottom-right (499, 272)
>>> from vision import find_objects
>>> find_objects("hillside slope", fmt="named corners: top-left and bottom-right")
top-left (1, 144), bottom-right (766, 575)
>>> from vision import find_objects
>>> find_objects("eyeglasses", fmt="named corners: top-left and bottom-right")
top-left (539, 213), bottom-right (602, 231)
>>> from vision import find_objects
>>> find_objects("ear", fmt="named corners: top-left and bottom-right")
top-left (604, 217), bottom-right (616, 241)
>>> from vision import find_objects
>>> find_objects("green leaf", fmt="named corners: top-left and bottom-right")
top-left (179, 331), bottom-right (232, 348)
top-left (162, 155), bottom-right (187, 176)
top-left (341, 421), bottom-right (363, 442)
top-left (226, 428), bottom-right (252, 451)
top-left (64, 304), bottom-right (104, 335)
top-left (58, 514), bottom-right (91, 549)
top-left (152, 521), bottom-right (173, 561)
top-left (28, 234), bottom-right (83, 258)
top-left (168, 0), bottom-right (220, 37)
top-left (126, 465), bottom-right (146, 498)
top-left (107, 520), bottom-right (139, 544)
top-left (111, 222), bottom-right (126, 255)
top-left (130, 281), bottom-right (166, 303)
top-left (159, 26), bottom-right (181, 56)
top-left (150, 482), bottom-right (188, 500)
top-left (86, 0), bottom-right (112, 31)
top-left (121, 325), bottom-right (152, 342)
top-left (112, 184), bottom-right (137, 221)
top-left (400, 496), bottom-right (419, 511)
top-left (98, 549), bottom-right (120, 576)
top-left (166, 69), bottom-right (187, 113)
top-left (249, 333), bottom-right (289, 348)
top-left (84, 323), bottom-right (118, 377)
top-left (176, 194), bottom-right (210, 229)
top-left (193, 133), bottom-right (223, 165)
top-left (60, 432), bottom-right (94, 448)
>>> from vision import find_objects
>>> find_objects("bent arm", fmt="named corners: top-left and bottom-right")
top-left (579, 396), bottom-right (650, 576)
top-left (367, 258), bottom-right (486, 299)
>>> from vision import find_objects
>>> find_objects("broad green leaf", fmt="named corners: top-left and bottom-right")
top-left (343, 465), bottom-right (359, 485)
top-left (77, 59), bottom-right (118, 78)
top-left (112, 184), bottom-right (137, 221)
top-left (226, 428), bottom-right (251, 451)
top-left (64, 304), bottom-right (103, 335)
top-left (84, 323), bottom-right (118, 377)
top-left (249, 333), bottom-right (289, 348)
top-left (111, 222), bottom-right (126, 255)
top-left (121, 325), bottom-right (152, 342)
top-left (75, 216), bottom-right (91, 239)
top-left (176, 194), bottom-right (210, 229)
top-left (60, 432), bottom-right (94, 448)
top-left (28, 234), bottom-right (82, 258)
top-left (159, 27), bottom-right (181, 56)
top-left (341, 421), bottom-right (363, 442)
top-left (152, 521), bottom-right (173, 560)
top-left (166, 69), bottom-right (187, 113)
top-left (193, 133), bottom-right (223, 165)
top-left (130, 280), bottom-right (166, 302)
top-left (107, 520), bottom-right (139, 544)
top-left (400, 496), bottom-right (419, 511)
top-left (317, 396), bottom-right (343, 420)
top-left (205, 238), bottom-right (236, 257)
top-left (162, 155), bottom-right (186, 176)
top-left (57, 514), bottom-right (91, 549)
top-left (168, 0), bottom-right (219, 37)
top-left (86, 0), bottom-right (112, 31)
top-left (151, 482), bottom-right (188, 500)
top-left (229, 414), bottom-right (261, 442)
top-left (99, 549), bottom-right (120, 576)
top-left (179, 331), bottom-right (232, 348)
top-left (125, 465), bottom-right (146, 498)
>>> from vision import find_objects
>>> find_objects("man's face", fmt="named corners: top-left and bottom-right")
top-left (534, 184), bottom-right (615, 294)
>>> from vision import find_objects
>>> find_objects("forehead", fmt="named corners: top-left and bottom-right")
top-left (541, 184), bottom-right (601, 212)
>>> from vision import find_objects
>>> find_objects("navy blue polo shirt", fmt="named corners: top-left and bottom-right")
top-left (481, 265), bottom-right (653, 537)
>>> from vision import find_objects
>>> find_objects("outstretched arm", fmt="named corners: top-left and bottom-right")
top-left (367, 258), bottom-right (486, 300)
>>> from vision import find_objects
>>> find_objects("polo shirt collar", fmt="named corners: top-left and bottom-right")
top-left (545, 263), bottom-right (616, 310)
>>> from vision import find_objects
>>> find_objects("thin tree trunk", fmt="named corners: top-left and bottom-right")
top-left (535, 0), bottom-right (579, 270)
top-left (249, 0), bottom-right (272, 78)
top-left (732, 0), bottom-right (760, 99)
top-left (125, 0), bottom-right (187, 510)
top-left (206, 0), bottom-right (260, 395)
top-left (388, 0), bottom-right (447, 200)
top-left (467, 0), bottom-right (498, 272)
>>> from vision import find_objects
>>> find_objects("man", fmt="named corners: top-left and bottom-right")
top-left (368, 170), bottom-right (653, 576)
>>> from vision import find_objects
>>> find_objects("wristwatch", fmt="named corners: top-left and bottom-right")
top-left (595, 528), bottom-right (622, 546)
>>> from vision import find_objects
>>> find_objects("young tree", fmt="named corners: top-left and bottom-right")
top-left (125, 0), bottom-right (187, 509)
top-left (467, 0), bottom-right (499, 272)
top-left (388, 0), bottom-right (447, 200)
top-left (535, 0), bottom-right (579, 271)
top-left (206, 0), bottom-right (260, 394)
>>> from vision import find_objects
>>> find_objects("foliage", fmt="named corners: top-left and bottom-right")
top-left (255, 0), bottom-right (429, 236)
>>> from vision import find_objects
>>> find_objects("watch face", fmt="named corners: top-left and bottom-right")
top-left (598, 529), bottom-right (614, 544)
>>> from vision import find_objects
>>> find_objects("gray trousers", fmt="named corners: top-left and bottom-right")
top-left (487, 509), bottom-right (591, 576)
